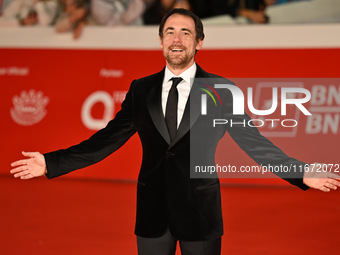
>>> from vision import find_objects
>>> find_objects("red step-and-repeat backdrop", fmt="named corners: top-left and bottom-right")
top-left (1, 47), bottom-right (339, 185)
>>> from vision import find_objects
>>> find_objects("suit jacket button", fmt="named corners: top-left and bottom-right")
top-left (166, 151), bottom-right (173, 158)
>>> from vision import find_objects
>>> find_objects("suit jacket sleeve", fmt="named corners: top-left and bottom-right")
top-left (220, 83), bottom-right (309, 190)
top-left (44, 80), bottom-right (137, 179)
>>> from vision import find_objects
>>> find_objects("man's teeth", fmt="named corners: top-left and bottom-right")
top-left (172, 49), bottom-right (184, 52)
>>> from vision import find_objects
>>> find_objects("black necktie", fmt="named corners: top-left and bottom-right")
top-left (165, 77), bottom-right (183, 142)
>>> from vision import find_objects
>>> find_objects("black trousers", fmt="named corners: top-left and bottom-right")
top-left (137, 228), bottom-right (221, 255)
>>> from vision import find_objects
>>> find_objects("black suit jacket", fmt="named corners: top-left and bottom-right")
top-left (44, 65), bottom-right (309, 241)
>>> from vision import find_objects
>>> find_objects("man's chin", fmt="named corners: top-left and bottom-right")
top-left (167, 57), bottom-right (188, 66)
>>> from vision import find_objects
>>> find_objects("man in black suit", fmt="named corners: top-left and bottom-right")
top-left (11, 8), bottom-right (340, 255)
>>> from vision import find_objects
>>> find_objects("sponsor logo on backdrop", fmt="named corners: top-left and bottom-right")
top-left (306, 85), bottom-right (340, 135)
top-left (11, 90), bottom-right (49, 126)
top-left (100, 68), bottom-right (124, 78)
top-left (81, 90), bottom-right (127, 130)
top-left (0, 67), bottom-right (29, 76)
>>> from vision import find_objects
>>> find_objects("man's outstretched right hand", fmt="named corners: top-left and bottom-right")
top-left (10, 151), bottom-right (47, 179)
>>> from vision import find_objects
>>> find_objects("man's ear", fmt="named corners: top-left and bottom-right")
top-left (159, 36), bottom-right (163, 49)
top-left (196, 39), bottom-right (203, 51)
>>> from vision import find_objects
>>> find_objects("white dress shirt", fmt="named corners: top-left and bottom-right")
top-left (162, 63), bottom-right (197, 128)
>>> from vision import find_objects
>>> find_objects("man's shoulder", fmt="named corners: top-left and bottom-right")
top-left (128, 69), bottom-right (165, 94)
top-left (134, 69), bottom-right (165, 85)
top-left (197, 65), bottom-right (235, 85)
top-left (206, 72), bottom-right (233, 82)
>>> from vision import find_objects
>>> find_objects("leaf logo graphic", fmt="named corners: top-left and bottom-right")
top-left (199, 82), bottom-right (222, 107)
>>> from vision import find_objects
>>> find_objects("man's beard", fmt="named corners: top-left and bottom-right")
top-left (164, 45), bottom-right (195, 69)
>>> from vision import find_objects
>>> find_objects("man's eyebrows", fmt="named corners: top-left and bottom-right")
top-left (181, 28), bottom-right (192, 33)
top-left (164, 27), bottom-right (193, 33)
top-left (164, 27), bottom-right (175, 32)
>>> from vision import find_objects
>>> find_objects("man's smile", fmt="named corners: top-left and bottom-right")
top-left (171, 49), bottom-right (184, 52)
top-left (169, 45), bottom-right (186, 53)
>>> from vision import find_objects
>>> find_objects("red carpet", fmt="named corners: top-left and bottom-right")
top-left (1, 176), bottom-right (339, 255)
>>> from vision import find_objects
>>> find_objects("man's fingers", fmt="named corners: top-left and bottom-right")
top-left (324, 182), bottom-right (338, 190)
top-left (10, 151), bottom-right (45, 179)
top-left (11, 151), bottom-right (36, 167)
top-left (320, 186), bottom-right (331, 192)
top-left (22, 151), bottom-right (36, 158)
top-left (20, 173), bottom-right (34, 180)
top-left (304, 163), bottom-right (340, 192)
top-left (10, 165), bottom-right (28, 174)
top-left (14, 170), bottom-right (29, 178)
top-left (326, 179), bottom-right (340, 187)
top-left (11, 159), bottom-right (28, 167)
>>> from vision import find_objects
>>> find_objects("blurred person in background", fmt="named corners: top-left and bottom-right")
top-left (274, 0), bottom-right (304, 4)
top-left (0, 0), bottom-right (13, 15)
top-left (190, 0), bottom-right (276, 23)
top-left (233, 0), bottom-right (276, 23)
top-left (0, 0), bottom-right (57, 26)
top-left (143, 0), bottom-right (191, 25)
top-left (91, 0), bottom-right (146, 26)
top-left (54, 0), bottom-right (89, 39)
top-left (143, 0), bottom-right (276, 25)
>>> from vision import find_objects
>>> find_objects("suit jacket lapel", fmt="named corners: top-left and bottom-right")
top-left (170, 65), bottom-right (208, 147)
top-left (146, 68), bottom-right (171, 144)
top-left (146, 65), bottom-right (209, 147)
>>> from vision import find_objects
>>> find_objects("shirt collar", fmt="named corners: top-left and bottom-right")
top-left (164, 63), bottom-right (197, 85)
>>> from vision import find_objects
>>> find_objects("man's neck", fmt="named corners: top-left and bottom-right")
top-left (166, 61), bottom-right (195, 76)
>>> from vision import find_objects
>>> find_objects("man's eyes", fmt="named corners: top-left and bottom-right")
top-left (165, 30), bottom-right (174, 36)
top-left (166, 31), bottom-right (191, 36)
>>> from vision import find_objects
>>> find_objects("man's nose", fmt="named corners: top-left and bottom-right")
top-left (172, 33), bottom-right (181, 43)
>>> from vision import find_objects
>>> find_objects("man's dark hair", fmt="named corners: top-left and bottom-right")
top-left (159, 8), bottom-right (205, 41)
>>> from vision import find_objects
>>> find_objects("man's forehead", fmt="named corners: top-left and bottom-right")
top-left (163, 14), bottom-right (195, 31)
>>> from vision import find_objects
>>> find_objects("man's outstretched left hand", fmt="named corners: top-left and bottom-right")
top-left (303, 163), bottom-right (340, 192)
